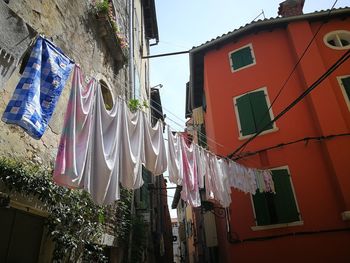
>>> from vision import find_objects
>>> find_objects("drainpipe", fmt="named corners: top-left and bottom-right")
top-left (127, 1), bottom-right (135, 262)
top-left (128, 0), bottom-right (134, 99)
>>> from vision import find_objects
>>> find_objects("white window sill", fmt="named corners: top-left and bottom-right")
top-left (231, 62), bottom-right (256, 73)
top-left (251, 220), bottom-right (304, 231)
top-left (238, 126), bottom-right (279, 141)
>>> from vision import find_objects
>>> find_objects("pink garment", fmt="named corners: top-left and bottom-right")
top-left (263, 170), bottom-right (275, 193)
top-left (54, 66), bottom-right (96, 189)
top-left (166, 128), bottom-right (274, 208)
top-left (180, 135), bottom-right (201, 207)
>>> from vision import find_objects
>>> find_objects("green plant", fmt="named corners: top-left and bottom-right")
top-left (115, 188), bottom-right (133, 242)
top-left (92, 0), bottom-right (129, 49)
top-left (129, 216), bottom-right (147, 263)
top-left (142, 100), bottom-right (149, 109)
top-left (0, 158), bottom-right (133, 262)
top-left (95, 0), bottom-right (109, 14)
top-left (128, 99), bottom-right (149, 113)
top-left (128, 99), bottom-right (141, 112)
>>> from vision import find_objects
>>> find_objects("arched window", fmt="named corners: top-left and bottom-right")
top-left (99, 79), bottom-right (114, 110)
top-left (324, 30), bottom-right (350, 50)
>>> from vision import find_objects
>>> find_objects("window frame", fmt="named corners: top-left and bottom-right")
top-left (228, 43), bottom-right (256, 72)
top-left (250, 166), bottom-right (303, 231)
top-left (323, 30), bottom-right (350, 50)
top-left (337, 75), bottom-right (350, 112)
top-left (233, 87), bottom-right (278, 140)
top-left (96, 74), bottom-right (115, 112)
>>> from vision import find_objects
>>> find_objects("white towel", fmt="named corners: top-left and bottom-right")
top-left (54, 65), bottom-right (167, 205)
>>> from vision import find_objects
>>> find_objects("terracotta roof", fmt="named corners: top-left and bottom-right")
top-left (191, 7), bottom-right (350, 53)
top-left (187, 6), bottom-right (350, 111)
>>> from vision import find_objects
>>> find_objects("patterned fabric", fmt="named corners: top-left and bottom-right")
top-left (2, 36), bottom-right (74, 139)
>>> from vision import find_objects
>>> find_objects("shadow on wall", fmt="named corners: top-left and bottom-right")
top-left (0, 0), bottom-right (36, 90)
top-left (0, 52), bottom-right (16, 88)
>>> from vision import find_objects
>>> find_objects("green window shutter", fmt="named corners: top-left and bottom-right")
top-left (272, 169), bottom-right (299, 223)
top-left (231, 46), bottom-right (254, 70)
top-left (341, 76), bottom-right (350, 100)
top-left (252, 191), bottom-right (271, 226)
top-left (236, 94), bottom-right (256, 136)
top-left (249, 90), bottom-right (273, 132)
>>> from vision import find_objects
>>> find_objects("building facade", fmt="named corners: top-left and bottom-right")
top-left (0, 0), bottom-right (161, 262)
top-left (172, 218), bottom-right (181, 263)
top-left (187, 1), bottom-right (350, 262)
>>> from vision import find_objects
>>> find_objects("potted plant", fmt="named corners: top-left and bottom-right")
top-left (94, 0), bottom-right (109, 19)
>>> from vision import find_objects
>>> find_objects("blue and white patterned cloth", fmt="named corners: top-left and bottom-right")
top-left (2, 36), bottom-right (74, 139)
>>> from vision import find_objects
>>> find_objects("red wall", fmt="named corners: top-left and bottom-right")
top-left (202, 17), bottom-right (350, 263)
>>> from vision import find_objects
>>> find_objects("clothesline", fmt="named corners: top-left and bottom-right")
top-left (54, 65), bottom-right (168, 204)
top-left (167, 127), bottom-right (275, 208)
top-left (66, 43), bottom-right (226, 152)
top-left (7, 21), bottom-right (228, 154)
top-left (1, 36), bottom-right (275, 207)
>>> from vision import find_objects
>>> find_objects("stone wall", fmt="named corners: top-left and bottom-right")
top-left (0, 0), bottom-right (129, 166)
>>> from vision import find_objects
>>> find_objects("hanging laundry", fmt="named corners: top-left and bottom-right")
top-left (0, 1), bottom-right (36, 89)
top-left (54, 66), bottom-right (167, 205)
top-left (210, 157), bottom-right (232, 208)
top-left (192, 106), bottom-right (204, 125)
top-left (119, 100), bottom-right (167, 190)
top-left (255, 169), bottom-right (275, 193)
top-left (167, 126), bottom-right (275, 208)
top-left (180, 136), bottom-right (201, 207)
top-left (2, 36), bottom-right (74, 139)
top-left (167, 127), bottom-right (184, 185)
top-left (204, 151), bottom-right (216, 200)
top-left (54, 65), bottom-right (99, 189)
top-left (194, 144), bottom-right (205, 189)
top-left (219, 159), bottom-right (232, 207)
top-left (255, 169), bottom-right (266, 193)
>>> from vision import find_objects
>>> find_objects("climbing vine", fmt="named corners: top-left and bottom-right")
top-left (129, 216), bottom-right (148, 263)
top-left (128, 99), bottom-right (149, 113)
top-left (0, 158), bottom-right (132, 262)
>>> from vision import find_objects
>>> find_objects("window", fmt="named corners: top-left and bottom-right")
top-left (324, 30), bottom-right (350, 50)
top-left (99, 80), bottom-right (114, 110)
top-left (233, 87), bottom-right (276, 138)
top-left (252, 167), bottom-right (300, 226)
top-left (229, 43), bottom-right (256, 72)
top-left (337, 75), bottom-right (350, 111)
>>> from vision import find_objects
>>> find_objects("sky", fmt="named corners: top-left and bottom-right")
top-left (148, 0), bottom-right (349, 218)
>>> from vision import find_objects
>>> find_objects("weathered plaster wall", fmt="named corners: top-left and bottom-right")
top-left (0, 0), bottom-right (129, 166)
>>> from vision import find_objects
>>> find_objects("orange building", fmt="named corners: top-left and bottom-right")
top-left (187, 1), bottom-right (350, 262)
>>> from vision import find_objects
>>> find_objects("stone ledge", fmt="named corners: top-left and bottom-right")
top-left (96, 15), bottom-right (128, 70)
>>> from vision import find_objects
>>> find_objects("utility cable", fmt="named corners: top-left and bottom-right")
top-left (237, 0), bottom-right (339, 156)
top-left (64, 31), bottom-right (232, 152)
top-left (234, 133), bottom-right (350, 160)
top-left (228, 48), bottom-right (350, 158)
